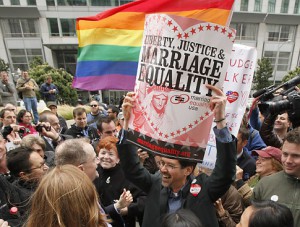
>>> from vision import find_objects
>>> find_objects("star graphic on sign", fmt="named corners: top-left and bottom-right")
top-left (177, 129), bottom-right (181, 135)
top-left (198, 25), bottom-right (204, 31)
top-left (159, 131), bottom-right (163, 137)
top-left (194, 120), bottom-right (199, 124)
top-left (138, 124), bottom-right (147, 139)
top-left (172, 26), bottom-right (178, 32)
top-left (150, 122), bottom-right (154, 127)
top-left (177, 33), bottom-right (182, 39)
top-left (214, 25), bottom-right (219, 31)
top-left (165, 138), bottom-right (176, 148)
top-left (164, 134), bottom-right (169, 139)
top-left (191, 28), bottom-right (196, 34)
top-left (206, 24), bottom-right (212, 30)
top-left (154, 127), bottom-right (159, 132)
top-left (200, 116), bottom-right (204, 121)
top-left (167, 20), bottom-right (172, 26)
top-left (150, 137), bottom-right (159, 145)
top-left (188, 124), bottom-right (193, 128)
top-left (128, 128), bottom-right (135, 135)
top-left (228, 32), bottom-right (233, 38)
top-left (181, 137), bottom-right (193, 151)
top-left (221, 28), bottom-right (227, 34)
top-left (182, 127), bottom-right (187, 132)
top-left (170, 132), bottom-right (175, 137)
top-left (205, 112), bottom-right (209, 116)
top-left (184, 33), bottom-right (189, 39)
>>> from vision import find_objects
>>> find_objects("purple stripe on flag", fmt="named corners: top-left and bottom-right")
top-left (72, 74), bottom-right (136, 91)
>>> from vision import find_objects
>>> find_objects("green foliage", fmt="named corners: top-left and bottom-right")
top-left (282, 67), bottom-right (300, 86)
top-left (253, 58), bottom-right (273, 90)
top-left (29, 56), bottom-right (44, 69)
top-left (29, 59), bottom-right (78, 106)
top-left (0, 58), bottom-right (9, 72)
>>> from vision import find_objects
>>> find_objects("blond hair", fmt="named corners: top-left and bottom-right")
top-left (26, 165), bottom-right (106, 227)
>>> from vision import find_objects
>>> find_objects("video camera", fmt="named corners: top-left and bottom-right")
top-left (253, 74), bottom-right (300, 128)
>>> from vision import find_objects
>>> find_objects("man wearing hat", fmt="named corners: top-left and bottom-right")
top-left (253, 127), bottom-right (300, 226)
top-left (47, 101), bottom-right (68, 134)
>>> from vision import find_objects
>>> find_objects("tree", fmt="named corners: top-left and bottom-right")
top-left (0, 58), bottom-right (9, 72)
top-left (282, 67), bottom-right (300, 86)
top-left (29, 57), bottom-right (78, 106)
top-left (253, 58), bottom-right (273, 90)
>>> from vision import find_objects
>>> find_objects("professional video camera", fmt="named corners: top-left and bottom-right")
top-left (253, 74), bottom-right (300, 128)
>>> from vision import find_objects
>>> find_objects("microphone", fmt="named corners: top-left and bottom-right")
top-left (282, 74), bottom-right (300, 90)
top-left (253, 85), bottom-right (275, 98)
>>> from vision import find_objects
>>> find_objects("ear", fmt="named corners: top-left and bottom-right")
top-left (78, 164), bottom-right (84, 172)
top-left (97, 129), bottom-right (102, 136)
top-left (184, 166), bottom-right (194, 176)
top-left (19, 171), bottom-right (29, 181)
top-left (242, 139), bottom-right (248, 147)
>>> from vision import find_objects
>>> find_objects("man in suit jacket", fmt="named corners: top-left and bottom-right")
top-left (118, 85), bottom-right (237, 227)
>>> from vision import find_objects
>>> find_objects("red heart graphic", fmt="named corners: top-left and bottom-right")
top-left (227, 91), bottom-right (239, 103)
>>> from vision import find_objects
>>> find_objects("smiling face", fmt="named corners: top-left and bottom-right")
top-left (159, 157), bottom-right (192, 193)
top-left (281, 141), bottom-right (300, 178)
top-left (98, 148), bottom-right (119, 169)
top-left (274, 113), bottom-right (290, 132)
top-left (255, 156), bottom-right (276, 177)
top-left (22, 111), bottom-right (32, 125)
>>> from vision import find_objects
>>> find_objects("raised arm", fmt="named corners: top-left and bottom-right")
top-left (205, 85), bottom-right (237, 202)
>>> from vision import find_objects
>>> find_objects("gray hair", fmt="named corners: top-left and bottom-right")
top-left (55, 138), bottom-right (90, 166)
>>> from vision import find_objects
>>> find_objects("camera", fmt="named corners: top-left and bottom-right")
top-left (35, 124), bottom-right (51, 133)
top-left (253, 74), bottom-right (300, 128)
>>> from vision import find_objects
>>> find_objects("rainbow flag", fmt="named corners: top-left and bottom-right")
top-left (74, 0), bottom-right (234, 91)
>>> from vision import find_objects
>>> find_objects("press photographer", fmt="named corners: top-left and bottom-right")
top-left (253, 74), bottom-right (300, 148)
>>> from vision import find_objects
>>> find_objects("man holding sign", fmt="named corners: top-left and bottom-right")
top-left (118, 84), bottom-right (236, 227)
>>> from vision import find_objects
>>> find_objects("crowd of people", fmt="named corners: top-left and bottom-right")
top-left (0, 69), bottom-right (299, 227)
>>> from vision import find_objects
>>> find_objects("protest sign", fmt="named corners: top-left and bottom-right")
top-left (202, 44), bottom-right (257, 168)
top-left (127, 14), bottom-right (235, 161)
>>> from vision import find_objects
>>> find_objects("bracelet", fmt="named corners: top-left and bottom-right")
top-left (213, 118), bottom-right (226, 123)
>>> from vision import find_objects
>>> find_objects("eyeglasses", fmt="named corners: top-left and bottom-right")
top-left (26, 161), bottom-right (47, 172)
top-left (157, 160), bottom-right (180, 171)
top-left (90, 105), bottom-right (98, 107)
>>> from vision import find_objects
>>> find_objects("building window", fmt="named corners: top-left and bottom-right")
top-left (0, 0), bottom-right (3, 5)
top-left (57, 0), bottom-right (87, 6)
top-left (295, 0), bottom-right (300, 14)
top-left (27, 0), bottom-right (36, 5)
top-left (90, 0), bottom-right (116, 6)
top-left (60, 19), bottom-right (76, 36)
top-left (9, 48), bottom-right (43, 71)
top-left (119, 0), bottom-right (132, 5)
top-left (57, 50), bottom-right (77, 75)
top-left (268, 0), bottom-right (276, 12)
top-left (46, 0), bottom-right (55, 6)
top-left (254, 0), bottom-right (262, 11)
top-left (48, 18), bottom-right (60, 36)
top-left (281, 0), bottom-right (289, 13)
top-left (230, 23), bottom-right (258, 41)
top-left (0, 19), bottom-right (39, 38)
top-left (11, 0), bottom-right (20, 5)
top-left (264, 51), bottom-right (290, 71)
top-left (267, 25), bottom-right (295, 42)
top-left (240, 0), bottom-right (249, 11)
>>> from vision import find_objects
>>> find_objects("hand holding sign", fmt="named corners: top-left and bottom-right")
top-left (122, 92), bottom-right (135, 130)
top-left (206, 84), bottom-right (227, 129)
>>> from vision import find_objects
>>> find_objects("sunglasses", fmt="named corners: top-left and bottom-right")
top-left (90, 105), bottom-right (98, 107)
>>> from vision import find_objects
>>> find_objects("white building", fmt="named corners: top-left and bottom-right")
top-left (0, 0), bottom-right (299, 102)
